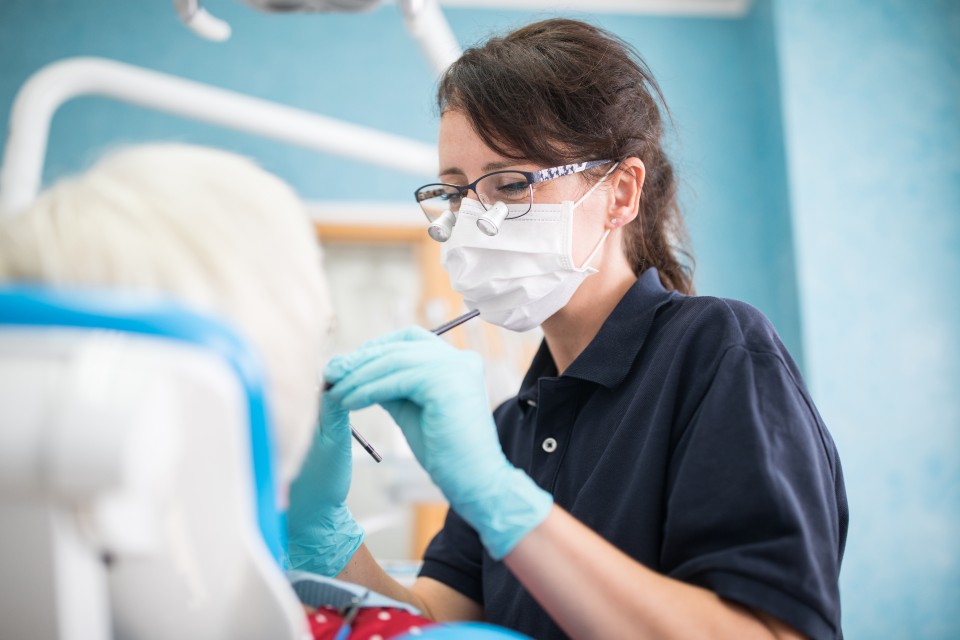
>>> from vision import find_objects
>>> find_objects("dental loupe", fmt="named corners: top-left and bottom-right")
top-left (428, 209), bottom-right (457, 242)
top-left (476, 201), bottom-right (509, 237)
top-left (429, 202), bottom-right (508, 242)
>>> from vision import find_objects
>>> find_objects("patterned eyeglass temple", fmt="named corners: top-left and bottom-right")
top-left (530, 159), bottom-right (613, 184)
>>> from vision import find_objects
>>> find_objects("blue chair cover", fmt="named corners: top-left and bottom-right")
top-left (0, 285), bottom-right (284, 563)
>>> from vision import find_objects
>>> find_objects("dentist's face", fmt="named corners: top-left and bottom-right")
top-left (437, 110), bottom-right (613, 266)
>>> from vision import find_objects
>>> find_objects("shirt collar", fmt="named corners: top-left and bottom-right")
top-left (518, 268), bottom-right (677, 405)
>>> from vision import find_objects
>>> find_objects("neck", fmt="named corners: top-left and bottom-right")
top-left (541, 233), bottom-right (637, 374)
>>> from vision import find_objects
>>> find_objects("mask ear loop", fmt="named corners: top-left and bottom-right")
top-left (572, 162), bottom-right (620, 271)
top-left (573, 161), bottom-right (620, 208)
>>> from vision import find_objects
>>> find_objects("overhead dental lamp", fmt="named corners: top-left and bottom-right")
top-left (173, 0), bottom-right (382, 41)
top-left (172, 0), bottom-right (459, 76)
top-left (244, 0), bottom-right (382, 9)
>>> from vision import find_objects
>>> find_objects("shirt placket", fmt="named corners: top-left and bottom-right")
top-left (528, 377), bottom-right (580, 493)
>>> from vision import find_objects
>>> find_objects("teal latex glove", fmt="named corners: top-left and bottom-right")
top-left (325, 327), bottom-right (553, 560)
top-left (285, 394), bottom-right (364, 576)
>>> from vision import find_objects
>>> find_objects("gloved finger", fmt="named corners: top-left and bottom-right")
top-left (326, 341), bottom-right (457, 397)
top-left (335, 362), bottom-right (479, 414)
top-left (381, 398), bottom-right (427, 451)
top-left (324, 326), bottom-right (439, 383)
top-left (318, 394), bottom-right (352, 448)
top-left (357, 324), bottom-right (434, 347)
top-left (291, 396), bottom-right (353, 502)
top-left (328, 346), bottom-right (475, 408)
top-left (335, 364), bottom-right (434, 412)
top-left (325, 330), bottom-right (441, 387)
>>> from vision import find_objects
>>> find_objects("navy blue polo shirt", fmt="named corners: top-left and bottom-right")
top-left (419, 268), bottom-right (848, 640)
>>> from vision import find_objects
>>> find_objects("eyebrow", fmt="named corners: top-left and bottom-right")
top-left (438, 160), bottom-right (521, 177)
top-left (483, 160), bottom-right (519, 172)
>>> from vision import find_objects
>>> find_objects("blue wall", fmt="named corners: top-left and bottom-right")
top-left (0, 0), bottom-right (804, 359)
top-left (773, 0), bottom-right (960, 636)
top-left (2, 1), bottom-right (957, 637)
top-left (0, 1), bottom-right (440, 200)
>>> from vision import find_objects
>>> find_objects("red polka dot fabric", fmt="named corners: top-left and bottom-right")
top-left (305, 606), bottom-right (436, 639)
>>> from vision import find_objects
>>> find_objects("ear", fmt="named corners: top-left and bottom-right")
top-left (607, 157), bottom-right (644, 230)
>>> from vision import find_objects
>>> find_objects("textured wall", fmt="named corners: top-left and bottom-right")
top-left (773, 0), bottom-right (960, 636)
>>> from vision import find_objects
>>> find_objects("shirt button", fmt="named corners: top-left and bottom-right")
top-left (542, 437), bottom-right (558, 453)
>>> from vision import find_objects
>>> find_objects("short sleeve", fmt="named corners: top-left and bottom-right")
top-left (663, 345), bottom-right (846, 639)
top-left (418, 506), bottom-right (486, 606)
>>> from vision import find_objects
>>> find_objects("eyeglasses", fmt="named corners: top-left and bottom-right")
top-left (413, 159), bottom-right (614, 223)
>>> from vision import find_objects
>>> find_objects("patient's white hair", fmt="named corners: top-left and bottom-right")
top-left (0, 143), bottom-right (333, 486)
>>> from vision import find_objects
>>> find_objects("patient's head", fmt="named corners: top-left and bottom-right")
top-left (0, 143), bottom-right (333, 486)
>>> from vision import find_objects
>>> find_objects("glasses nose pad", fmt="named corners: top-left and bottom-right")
top-left (476, 201), bottom-right (509, 237)
top-left (428, 209), bottom-right (457, 243)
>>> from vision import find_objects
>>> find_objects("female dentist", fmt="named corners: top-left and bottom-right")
top-left (288, 18), bottom-right (847, 640)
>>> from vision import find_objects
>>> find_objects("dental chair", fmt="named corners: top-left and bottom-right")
top-left (0, 286), bottom-right (307, 640)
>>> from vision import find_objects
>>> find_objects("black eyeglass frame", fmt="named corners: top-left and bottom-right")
top-left (413, 159), bottom-right (614, 222)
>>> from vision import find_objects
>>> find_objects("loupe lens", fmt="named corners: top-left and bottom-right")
top-left (476, 201), bottom-right (509, 237)
top-left (428, 209), bottom-right (456, 242)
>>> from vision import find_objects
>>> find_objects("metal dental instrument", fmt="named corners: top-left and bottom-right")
top-left (350, 425), bottom-right (383, 463)
top-left (326, 308), bottom-right (481, 462)
top-left (428, 308), bottom-right (481, 335)
top-left (333, 590), bottom-right (370, 640)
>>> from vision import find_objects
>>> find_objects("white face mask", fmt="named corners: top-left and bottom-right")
top-left (440, 171), bottom-right (613, 332)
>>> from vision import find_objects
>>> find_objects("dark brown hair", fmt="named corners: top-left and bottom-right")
top-left (437, 18), bottom-right (694, 294)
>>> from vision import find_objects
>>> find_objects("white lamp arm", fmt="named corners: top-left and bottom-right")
top-left (399, 0), bottom-right (462, 77)
top-left (0, 56), bottom-right (438, 216)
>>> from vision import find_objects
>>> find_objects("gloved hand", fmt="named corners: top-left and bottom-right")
top-left (325, 327), bottom-right (553, 560)
top-left (285, 393), bottom-right (364, 576)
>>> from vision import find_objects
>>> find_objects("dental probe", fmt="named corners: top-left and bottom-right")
top-left (428, 308), bottom-right (481, 335)
top-left (325, 308), bottom-right (482, 462)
